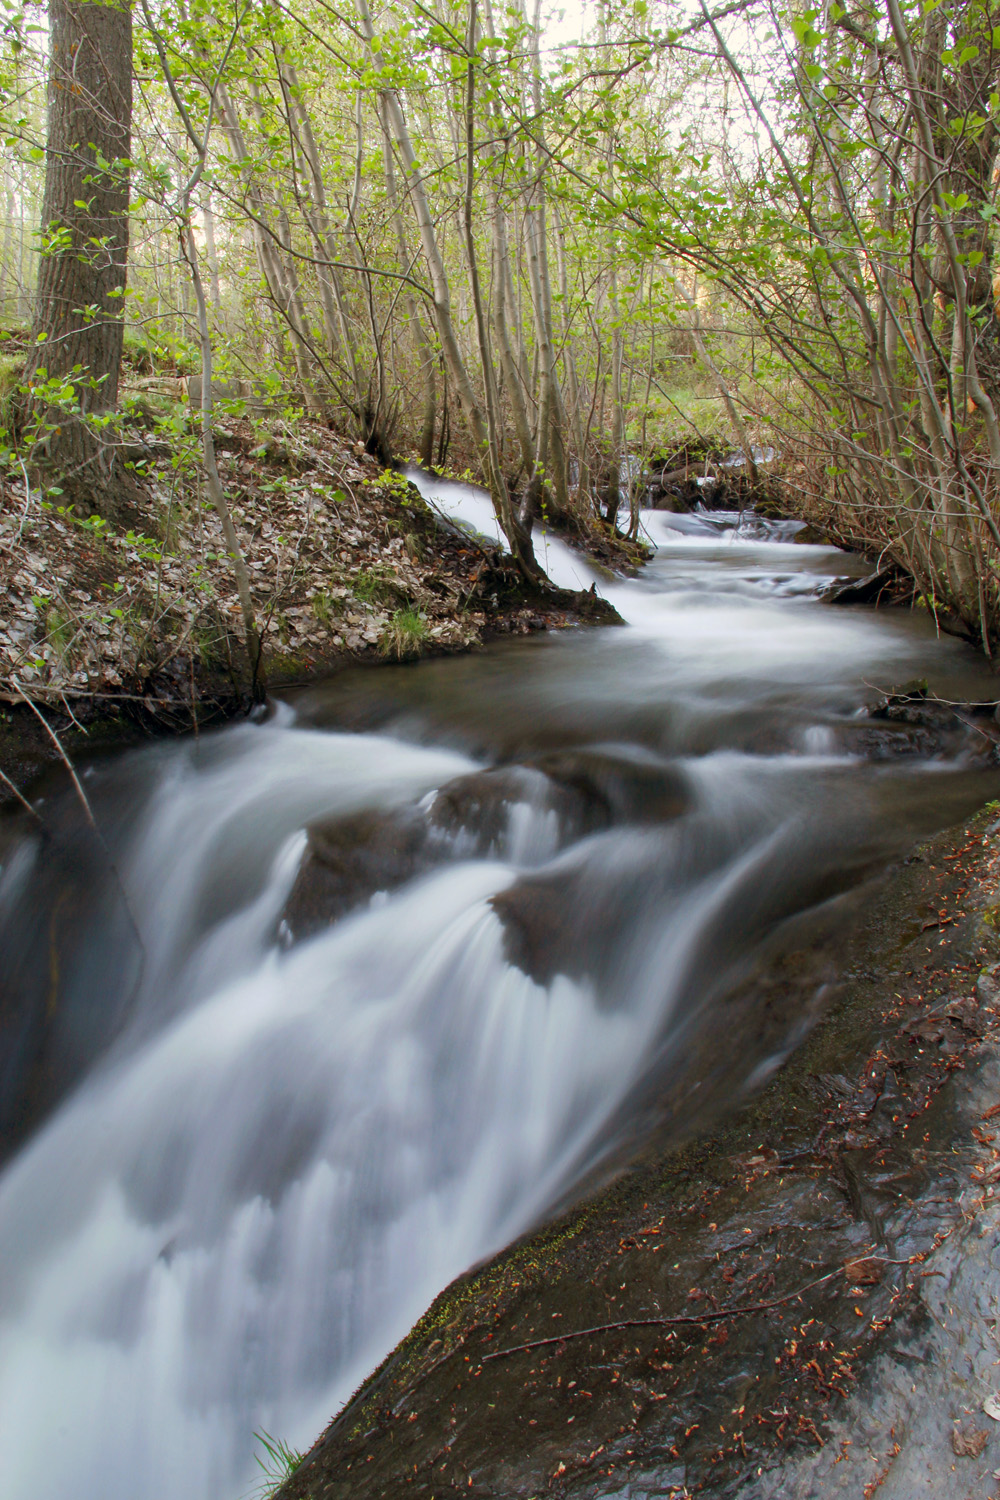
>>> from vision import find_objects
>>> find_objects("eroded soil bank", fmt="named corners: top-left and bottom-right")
top-left (276, 804), bottom-right (1000, 1500)
top-left (0, 418), bottom-right (626, 797)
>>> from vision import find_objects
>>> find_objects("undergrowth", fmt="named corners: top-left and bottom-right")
top-left (379, 605), bottom-right (429, 659)
top-left (252, 1430), bottom-right (304, 1498)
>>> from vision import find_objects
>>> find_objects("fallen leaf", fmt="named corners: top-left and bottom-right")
top-left (845, 1257), bottom-right (883, 1285)
top-left (984, 1394), bottom-right (1000, 1422)
top-left (952, 1424), bottom-right (989, 1457)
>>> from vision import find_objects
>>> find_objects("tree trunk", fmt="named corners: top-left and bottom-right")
top-left (25, 0), bottom-right (131, 516)
top-left (218, 83), bottom-right (324, 415)
top-left (202, 190), bottom-right (221, 309)
top-left (353, 0), bottom-right (489, 463)
top-left (460, 0), bottom-right (539, 577)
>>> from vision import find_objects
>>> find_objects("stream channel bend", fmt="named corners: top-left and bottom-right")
top-left (1, 477), bottom-right (999, 1500)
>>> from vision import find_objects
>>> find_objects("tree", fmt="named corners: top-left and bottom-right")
top-left (138, 0), bottom-right (264, 695)
top-left (23, 0), bottom-right (132, 515)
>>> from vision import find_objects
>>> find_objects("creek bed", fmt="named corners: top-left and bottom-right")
top-left (0, 486), bottom-right (998, 1500)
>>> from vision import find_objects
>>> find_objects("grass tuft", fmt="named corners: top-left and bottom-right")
top-left (252, 1430), bottom-right (304, 1498)
top-left (378, 606), bottom-right (429, 660)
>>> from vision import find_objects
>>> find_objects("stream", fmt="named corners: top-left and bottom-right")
top-left (2, 476), bottom-right (1000, 1500)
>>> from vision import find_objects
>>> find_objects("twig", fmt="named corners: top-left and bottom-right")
top-left (10, 679), bottom-right (148, 986)
top-left (0, 686), bottom-right (219, 706)
top-left (15, 455), bottom-right (32, 539)
top-left (14, 679), bottom-right (99, 829)
top-left (0, 764), bottom-right (41, 819)
top-left (479, 1255), bottom-right (915, 1365)
top-left (861, 678), bottom-right (1000, 713)
top-left (58, 690), bottom-right (88, 734)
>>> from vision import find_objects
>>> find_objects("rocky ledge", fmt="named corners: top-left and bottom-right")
top-left (272, 801), bottom-right (1000, 1499)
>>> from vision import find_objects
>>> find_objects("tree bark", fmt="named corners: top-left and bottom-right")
top-left (25, 0), bottom-right (132, 516)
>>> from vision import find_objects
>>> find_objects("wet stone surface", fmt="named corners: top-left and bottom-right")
top-left (281, 751), bottom-right (691, 945)
top-left (274, 807), bottom-right (1000, 1500)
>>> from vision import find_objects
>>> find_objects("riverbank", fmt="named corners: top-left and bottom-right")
top-left (0, 416), bottom-right (630, 795)
top-left (274, 800), bottom-right (1000, 1500)
top-left (5, 466), bottom-right (1000, 1500)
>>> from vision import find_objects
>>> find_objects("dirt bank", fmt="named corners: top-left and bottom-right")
top-left (273, 802), bottom-right (1000, 1499)
top-left (0, 417), bottom-right (628, 796)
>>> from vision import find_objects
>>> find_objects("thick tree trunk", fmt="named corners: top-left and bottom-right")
top-left (25, 0), bottom-right (131, 516)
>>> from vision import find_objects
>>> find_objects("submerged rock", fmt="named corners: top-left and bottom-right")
top-left (282, 754), bottom-right (683, 943)
top-left (823, 564), bottom-right (911, 606)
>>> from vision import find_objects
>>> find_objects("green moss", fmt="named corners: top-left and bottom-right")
top-left (261, 649), bottom-right (317, 681)
top-left (0, 351), bottom-right (24, 431)
top-left (352, 565), bottom-right (407, 609)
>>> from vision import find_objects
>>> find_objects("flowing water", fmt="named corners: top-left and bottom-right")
top-left (1, 478), bottom-right (999, 1500)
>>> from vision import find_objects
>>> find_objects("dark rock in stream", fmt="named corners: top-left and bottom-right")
top-left (837, 686), bottom-right (1000, 766)
top-left (790, 522), bottom-right (832, 545)
top-left (282, 806), bottom-right (435, 940)
top-left (525, 748), bottom-right (689, 827)
top-left (428, 765), bottom-right (589, 848)
top-left (283, 753), bottom-right (692, 945)
top-left (280, 771), bottom-right (547, 941)
top-left (823, 564), bottom-right (912, 606)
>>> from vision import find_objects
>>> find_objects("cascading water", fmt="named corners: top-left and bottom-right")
top-left (1, 477), bottom-right (999, 1500)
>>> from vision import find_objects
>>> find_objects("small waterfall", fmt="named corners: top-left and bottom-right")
top-left (1, 473), bottom-right (998, 1500)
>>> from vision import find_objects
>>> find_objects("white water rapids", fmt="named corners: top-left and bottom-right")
top-left (0, 477), bottom-right (998, 1500)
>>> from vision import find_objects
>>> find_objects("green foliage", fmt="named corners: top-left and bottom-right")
top-left (378, 606), bottom-right (429, 659)
top-left (3, 0), bottom-right (997, 641)
top-left (353, 565), bottom-right (405, 608)
top-left (252, 1430), bottom-right (304, 1498)
top-left (122, 329), bottom-right (157, 374)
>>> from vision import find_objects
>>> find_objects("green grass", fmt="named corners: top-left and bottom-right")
top-left (252, 1430), bottom-right (304, 1498)
top-left (628, 384), bottom-right (734, 454)
top-left (352, 564), bottom-right (405, 608)
top-left (378, 606), bottom-right (429, 660)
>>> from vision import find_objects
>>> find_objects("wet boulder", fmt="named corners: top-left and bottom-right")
top-left (523, 747), bottom-right (689, 827)
top-left (282, 806), bottom-right (435, 941)
top-left (791, 522), bottom-right (832, 545)
top-left (281, 760), bottom-right (634, 941)
top-left (426, 765), bottom-right (589, 852)
top-left (829, 686), bottom-right (1000, 766)
top-left (822, 564), bottom-right (911, 606)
